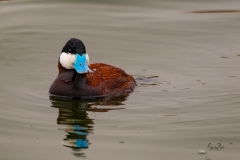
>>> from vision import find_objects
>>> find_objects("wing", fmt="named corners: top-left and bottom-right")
top-left (86, 63), bottom-right (135, 94)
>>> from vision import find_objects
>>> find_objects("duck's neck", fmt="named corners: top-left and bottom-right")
top-left (57, 61), bottom-right (87, 83)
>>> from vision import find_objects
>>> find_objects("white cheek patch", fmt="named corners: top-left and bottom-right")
top-left (59, 52), bottom-right (76, 69)
top-left (86, 53), bottom-right (90, 65)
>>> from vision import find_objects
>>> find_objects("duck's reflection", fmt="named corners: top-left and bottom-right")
top-left (49, 94), bottom-right (129, 158)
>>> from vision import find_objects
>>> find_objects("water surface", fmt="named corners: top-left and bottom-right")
top-left (0, 0), bottom-right (240, 159)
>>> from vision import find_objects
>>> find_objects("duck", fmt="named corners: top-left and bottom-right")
top-left (49, 38), bottom-right (136, 98)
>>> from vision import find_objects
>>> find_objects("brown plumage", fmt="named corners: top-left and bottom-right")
top-left (49, 61), bottom-right (136, 98)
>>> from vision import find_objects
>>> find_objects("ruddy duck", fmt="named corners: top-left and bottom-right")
top-left (49, 38), bottom-right (136, 98)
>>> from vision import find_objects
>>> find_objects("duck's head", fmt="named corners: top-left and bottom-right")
top-left (59, 38), bottom-right (93, 74)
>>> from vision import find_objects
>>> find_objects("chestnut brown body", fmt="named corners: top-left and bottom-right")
top-left (49, 61), bottom-right (136, 98)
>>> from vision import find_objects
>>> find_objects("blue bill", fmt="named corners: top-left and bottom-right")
top-left (73, 54), bottom-right (93, 73)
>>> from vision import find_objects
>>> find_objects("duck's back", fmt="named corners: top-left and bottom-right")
top-left (87, 63), bottom-right (136, 95)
